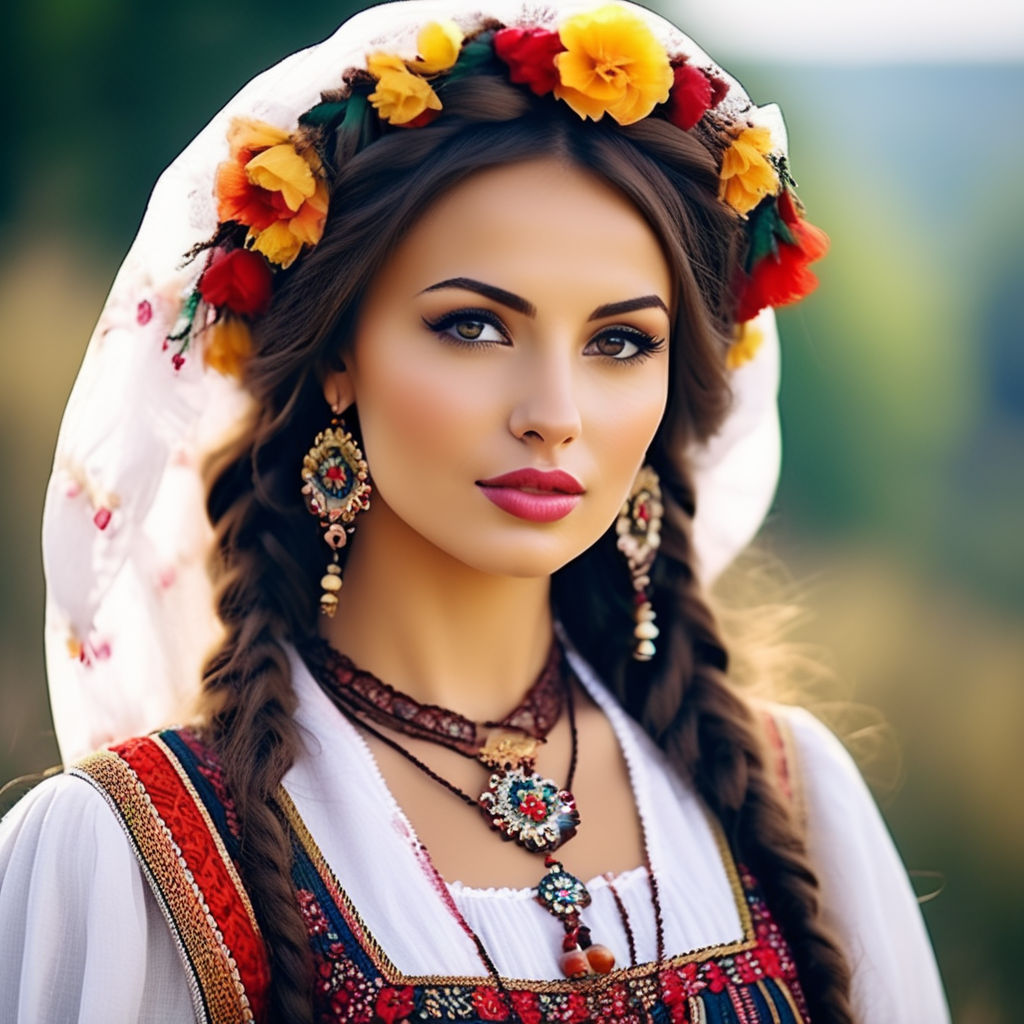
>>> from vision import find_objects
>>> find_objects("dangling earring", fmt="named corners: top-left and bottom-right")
top-left (616, 466), bottom-right (662, 661)
top-left (300, 414), bottom-right (372, 617)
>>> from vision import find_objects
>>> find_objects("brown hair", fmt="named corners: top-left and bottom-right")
top-left (200, 73), bottom-right (853, 1022)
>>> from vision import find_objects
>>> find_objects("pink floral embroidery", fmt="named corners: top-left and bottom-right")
top-left (297, 888), bottom-right (329, 935)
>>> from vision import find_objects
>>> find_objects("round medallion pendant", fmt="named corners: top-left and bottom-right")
top-left (535, 860), bottom-right (591, 920)
top-left (478, 766), bottom-right (580, 853)
top-left (300, 426), bottom-right (371, 526)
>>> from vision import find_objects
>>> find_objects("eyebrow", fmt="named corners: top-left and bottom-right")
top-left (588, 296), bottom-right (669, 321)
top-left (420, 278), bottom-right (536, 317)
top-left (420, 278), bottom-right (668, 322)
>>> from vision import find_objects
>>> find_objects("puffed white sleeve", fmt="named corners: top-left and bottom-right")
top-left (0, 772), bottom-right (196, 1023)
top-left (781, 706), bottom-right (950, 1023)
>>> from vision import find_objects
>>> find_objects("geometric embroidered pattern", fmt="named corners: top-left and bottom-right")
top-left (76, 729), bottom-right (810, 1023)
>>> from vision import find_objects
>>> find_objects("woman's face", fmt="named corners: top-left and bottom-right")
top-left (324, 157), bottom-right (672, 579)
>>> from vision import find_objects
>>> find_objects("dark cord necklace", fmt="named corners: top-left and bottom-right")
top-left (300, 637), bottom-right (665, 1007)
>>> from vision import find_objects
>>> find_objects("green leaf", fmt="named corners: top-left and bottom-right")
top-left (300, 100), bottom-right (348, 129)
top-left (746, 198), bottom-right (782, 268)
top-left (443, 31), bottom-right (501, 82)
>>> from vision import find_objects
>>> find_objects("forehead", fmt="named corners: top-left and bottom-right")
top-left (367, 157), bottom-right (673, 308)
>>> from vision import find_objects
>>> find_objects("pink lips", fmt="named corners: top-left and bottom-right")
top-left (476, 468), bottom-right (585, 523)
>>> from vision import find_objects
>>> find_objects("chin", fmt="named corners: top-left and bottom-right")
top-left (444, 531), bottom-right (601, 580)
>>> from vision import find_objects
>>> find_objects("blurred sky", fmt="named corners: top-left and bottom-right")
top-left (675, 0), bottom-right (1024, 61)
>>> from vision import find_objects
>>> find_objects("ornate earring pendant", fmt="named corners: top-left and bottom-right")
top-left (616, 466), bottom-right (662, 661)
top-left (300, 418), bottom-right (372, 617)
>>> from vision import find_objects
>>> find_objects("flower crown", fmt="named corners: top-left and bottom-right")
top-left (170, 4), bottom-right (827, 378)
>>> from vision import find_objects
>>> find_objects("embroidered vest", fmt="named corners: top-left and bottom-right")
top-left (74, 727), bottom-right (810, 1024)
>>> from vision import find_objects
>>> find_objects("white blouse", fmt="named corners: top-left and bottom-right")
top-left (0, 648), bottom-right (949, 1022)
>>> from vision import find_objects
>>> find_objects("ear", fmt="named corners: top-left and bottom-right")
top-left (321, 360), bottom-right (356, 416)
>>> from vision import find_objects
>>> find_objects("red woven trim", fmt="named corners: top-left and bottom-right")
top-left (104, 736), bottom-right (269, 1022)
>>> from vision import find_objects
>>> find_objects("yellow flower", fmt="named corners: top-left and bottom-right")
top-left (727, 321), bottom-right (764, 370)
top-left (409, 20), bottom-right (464, 74)
top-left (245, 144), bottom-right (316, 212)
top-left (226, 117), bottom-right (290, 156)
top-left (553, 5), bottom-right (673, 125)
top-left (719, 126), bottom-right (779, 216)
top-left (217, 117), bottom-right (329, 267)
top-left (203, 316), bottom-right (253, 379)
top-left (368, 53), bottom-right (443, 126)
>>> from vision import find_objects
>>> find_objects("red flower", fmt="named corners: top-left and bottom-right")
top-left (561, 992), bottom-right (590, 1023)
top-left (702, 961), bottom-right (730, 994)
top-left (510, 992), bottom-right (543, 1024)
top-left (754, 944), bottom-right (783, 977)
top-left (659, 968), bottom-right (685, 1005)
top-left (494, 27), bottom-right (565, 95)
top-left (375, 985), bottom-right (415, 1023)
top-left (664, 63), bottom-right (728, 131)
top-left (736, 190), bottom-right (830, 322)
top-left (664, 63), bottom-right (711, 130)
top-left (199, 248), bottom-right (274, 318)
top-left (472, 987), bottom-right (510, 1020)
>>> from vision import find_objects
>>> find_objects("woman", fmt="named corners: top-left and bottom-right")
top-left (0, 1), bottom-right (947, 1021)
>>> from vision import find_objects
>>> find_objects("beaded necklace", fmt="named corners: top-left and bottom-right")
top-left (301, 637), bottom-right (667, 1001)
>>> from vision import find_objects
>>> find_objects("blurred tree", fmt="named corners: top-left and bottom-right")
top-left (6, 0), bottom-right (364, 249)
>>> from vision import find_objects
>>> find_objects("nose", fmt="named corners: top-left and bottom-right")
top-left (508, 353), bottom-right (582, 450)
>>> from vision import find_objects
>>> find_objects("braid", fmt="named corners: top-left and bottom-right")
top-left (197, 415), bottom-right (321, 1024)
top-left (559, 458), bottom-right (855, 1022)
top-left (188, 69), bottom-right (851, 1018)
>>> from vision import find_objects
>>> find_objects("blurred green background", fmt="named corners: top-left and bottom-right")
top-left (1, 2), bottom-right (1020, 1020)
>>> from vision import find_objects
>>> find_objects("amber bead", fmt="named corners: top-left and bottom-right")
top-left (560, 948), bottom-right (591, 978)
top-left (585, 944), bottom-right (615, 974)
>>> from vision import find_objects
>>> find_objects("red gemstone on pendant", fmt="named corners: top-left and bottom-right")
top-left (326, 466), bottom-right (346, 481)
top-left (519, 792), bottom-right (548, 822)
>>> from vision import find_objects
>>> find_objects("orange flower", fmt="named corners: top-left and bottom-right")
top-left (214, 117), bottom-right (328, 268)
top-left (719, 126), bottom-right (779, 216)
top-left (203, 316), bottom-right (252, 379)
top-left (553, 5), bottom-right (673, 125)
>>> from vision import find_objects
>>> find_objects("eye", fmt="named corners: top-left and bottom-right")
top-left (584, 326), bottom-right (665, 363)
top-left (422, 308), bottom-right (510, 347)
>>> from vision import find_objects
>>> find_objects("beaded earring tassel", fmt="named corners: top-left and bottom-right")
top-left (616, 466), bottom-right (663, 661)
top-left (300, 417), bottom-right (371, 616)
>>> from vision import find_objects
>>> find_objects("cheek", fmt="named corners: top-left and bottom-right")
top-left (351, 343), bottom-right (494, 491)
top-left (584, 368), bottom-right (668, 473)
